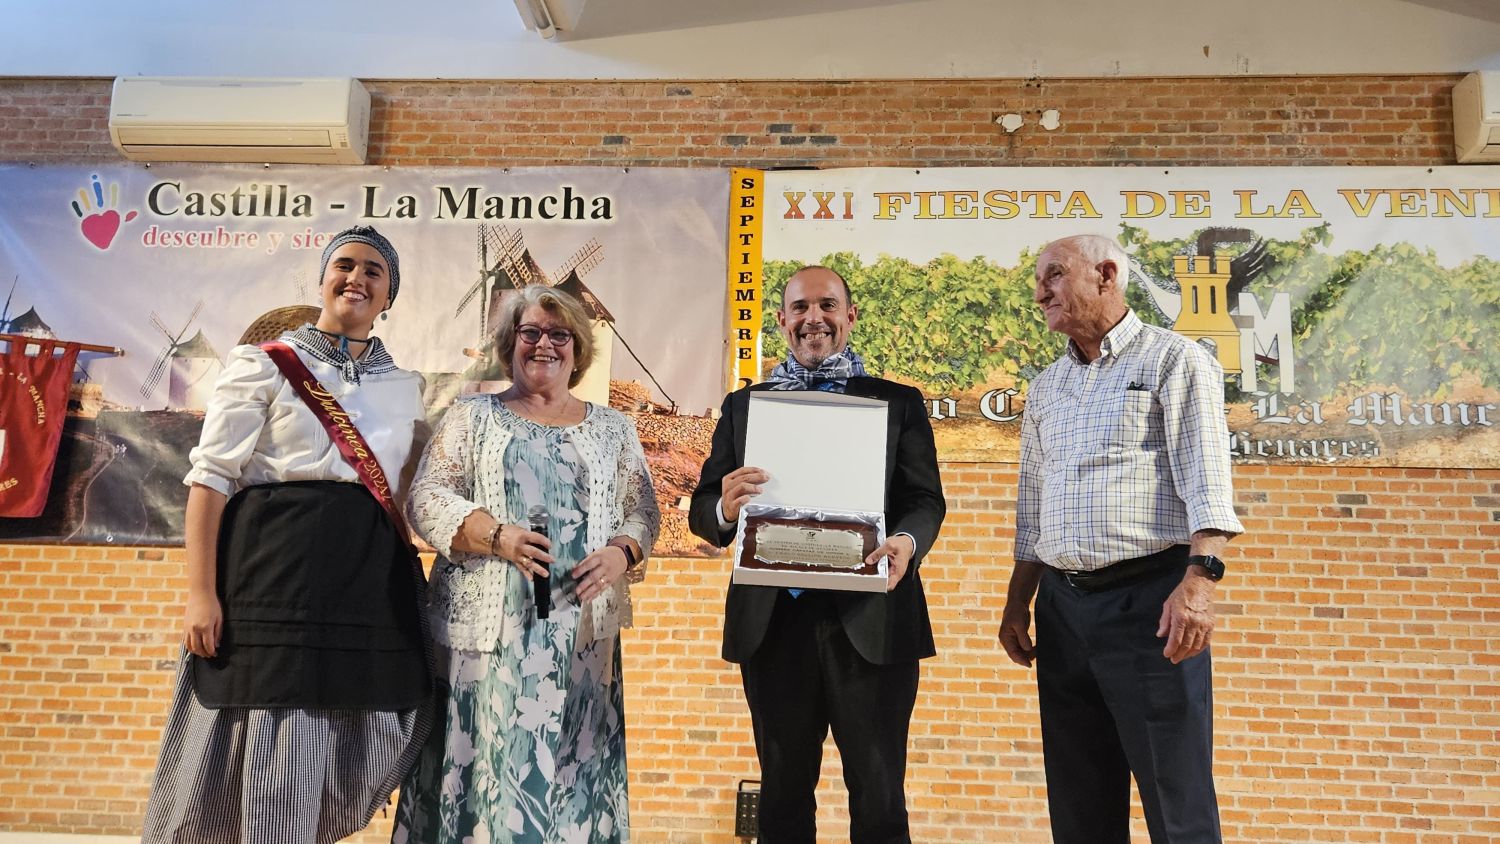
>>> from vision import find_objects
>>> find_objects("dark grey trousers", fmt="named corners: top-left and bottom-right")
top-left (1036, 563), bottom-right (1223, 844)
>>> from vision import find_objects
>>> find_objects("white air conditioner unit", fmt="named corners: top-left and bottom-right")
top-left (110, 77), bottom-right (370, 165)
top-left (1453, 71), bottom-right (1500, 164)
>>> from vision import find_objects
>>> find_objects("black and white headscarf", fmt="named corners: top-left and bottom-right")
top-left (318, 225), bottom-right (402, 306)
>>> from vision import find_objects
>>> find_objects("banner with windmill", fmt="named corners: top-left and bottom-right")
top-left (0, 165), bottom-right (729, 551)
top-left (737, 167), bottom-right (1500, 467)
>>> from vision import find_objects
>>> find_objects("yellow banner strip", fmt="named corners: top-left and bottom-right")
top-left (727, 168), bottom-right (764, 391)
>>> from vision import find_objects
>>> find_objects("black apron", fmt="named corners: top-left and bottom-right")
top-left (193, 480), bottom-right (427, 710)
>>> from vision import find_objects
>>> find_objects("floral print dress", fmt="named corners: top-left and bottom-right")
top-left (395, 404), bottom-right (633, 844)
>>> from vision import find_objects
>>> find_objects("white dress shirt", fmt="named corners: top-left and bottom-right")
top-left (1015, 310), bottom-right (1244, 571)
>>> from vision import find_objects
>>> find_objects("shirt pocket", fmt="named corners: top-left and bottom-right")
top-left (1112, 390), bottom-right (1158, 449)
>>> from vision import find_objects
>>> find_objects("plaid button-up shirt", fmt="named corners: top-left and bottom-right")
top-left (1014, 310), bottom-right (1244, 571)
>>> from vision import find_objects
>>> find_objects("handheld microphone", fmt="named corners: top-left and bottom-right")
top-left (527, 504), bottom-right (551, 620)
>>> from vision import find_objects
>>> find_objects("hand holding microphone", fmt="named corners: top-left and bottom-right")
top-left (527, 504), bottom-right (552, 620)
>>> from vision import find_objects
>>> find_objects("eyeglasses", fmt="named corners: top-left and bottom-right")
top-left (516, 325), bottom-right (575, 346)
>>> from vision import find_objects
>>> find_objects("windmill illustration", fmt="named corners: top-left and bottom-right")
top-left (455, 225), bottom-right (541, 340)
top-left (0, 277), bottom-right (74, 374)
top-left (0, 277), bottom-right (18, 333)
top-left (0, 278), bottom-right (124, 417)
top-left (0, 277), bottom-right (57, 340)
top-left (552, 238), bottom-right (608, 316)
top-left (141, 301), bottom-right (220, 411)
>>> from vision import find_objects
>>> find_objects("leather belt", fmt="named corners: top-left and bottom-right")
top-left (1055, 544), bottom-right (1189, 593)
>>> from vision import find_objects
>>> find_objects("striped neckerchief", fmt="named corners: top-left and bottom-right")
top-left (281, 324), bottom-right (398, 385)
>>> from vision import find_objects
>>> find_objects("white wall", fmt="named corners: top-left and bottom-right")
top-left (1, 0), bottom-right (1497, 80)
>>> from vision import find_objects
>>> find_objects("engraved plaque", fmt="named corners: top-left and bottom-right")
top-left (733, 392), bottom-right (891, 591)
top-left (737, 514), bottom-right (880, 576)
top-left (754, 523), bottom-right (865, 568)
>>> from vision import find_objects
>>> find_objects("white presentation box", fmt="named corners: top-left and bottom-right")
top-left (731, 390), bottom-right (889, 593)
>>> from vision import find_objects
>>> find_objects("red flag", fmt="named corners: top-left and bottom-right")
top-left (0, 340), bottom-right (80, 517)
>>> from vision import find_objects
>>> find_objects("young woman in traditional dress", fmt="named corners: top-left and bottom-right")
top-left (143, 226), bottom-right (431, 844)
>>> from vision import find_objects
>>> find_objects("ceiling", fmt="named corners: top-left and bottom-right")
top-left (1397, 0), bottom-right (1500, 23)
top-left (513, 0), bottom-right (1500, 40)
top-left (4, 0), bottom-right (1497, 80)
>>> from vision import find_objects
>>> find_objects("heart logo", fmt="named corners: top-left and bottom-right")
top-left (72, 175), bottom-right (138, 250)
top-left (81, 210), bottom-right (121, 250)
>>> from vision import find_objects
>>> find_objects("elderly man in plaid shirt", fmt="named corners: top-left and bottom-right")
top-left (999, 234), bottom-right (1245, 844)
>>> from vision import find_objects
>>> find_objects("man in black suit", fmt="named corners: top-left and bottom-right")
top-left (690, 265), bottom-right (946, 844)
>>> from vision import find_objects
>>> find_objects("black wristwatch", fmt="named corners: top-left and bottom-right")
top-left (1186, 554), bottom-right (1226, 581)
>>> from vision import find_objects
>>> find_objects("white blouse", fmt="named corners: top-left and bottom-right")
top-left (184, 341), bottom-right (425, 497)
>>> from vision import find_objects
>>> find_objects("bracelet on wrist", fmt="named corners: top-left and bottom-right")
top-left (609, 539), bottom-right (639, 569)
top-left (484, 520), bottom-right (503, 556)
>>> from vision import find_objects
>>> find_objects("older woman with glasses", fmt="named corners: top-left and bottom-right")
top-left (394, 284), bottom-right (659, 843)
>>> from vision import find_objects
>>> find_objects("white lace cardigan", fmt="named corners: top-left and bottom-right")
top-left (406, 395), bottom-right (660, 653)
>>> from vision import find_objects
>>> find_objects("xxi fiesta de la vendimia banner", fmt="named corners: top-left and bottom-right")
top-left (0, 164), bottom-right (729, 550)
top-left (1, 163), bottom-right (1497, 545)
top-left (727, 166), bottom-right (1500, 468)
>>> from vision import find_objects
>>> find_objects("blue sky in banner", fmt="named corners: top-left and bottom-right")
top-left (0, 165), bottom-right (729, 415)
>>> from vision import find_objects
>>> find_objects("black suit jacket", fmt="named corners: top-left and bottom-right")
top-left (689, 377), bottom-right (946, 666)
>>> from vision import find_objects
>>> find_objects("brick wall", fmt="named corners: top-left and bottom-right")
top-left (2, 75), bottom-right (1497, 843)
top-left (0, 76), bottom-right (1459, 167)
